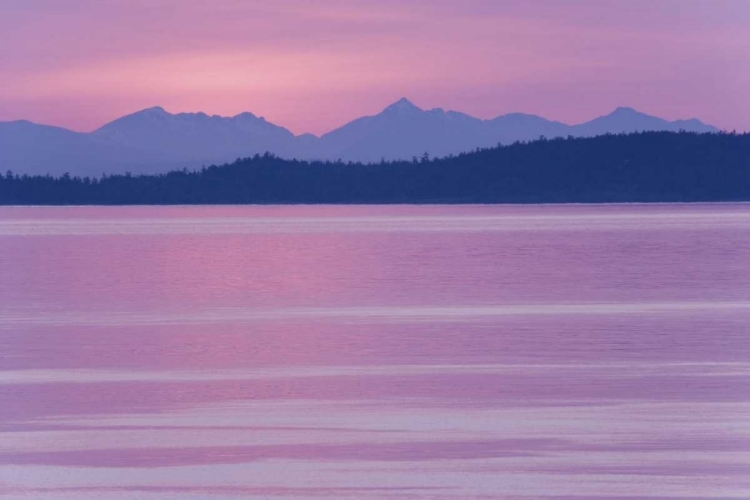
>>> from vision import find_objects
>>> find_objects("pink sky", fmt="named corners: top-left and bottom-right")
top-left (1, 0), bottom-right (748, 135)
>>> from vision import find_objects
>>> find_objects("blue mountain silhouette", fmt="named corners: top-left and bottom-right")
top-left (1, 98), bottom-right (718, 176)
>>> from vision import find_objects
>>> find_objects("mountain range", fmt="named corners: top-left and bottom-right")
top-left (0, 98), bottom-right (719, 176)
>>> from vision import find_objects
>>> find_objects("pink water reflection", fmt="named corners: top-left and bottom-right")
top-left (1, 204), bottom-right (749, 499)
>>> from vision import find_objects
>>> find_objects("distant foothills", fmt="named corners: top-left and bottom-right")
top-left (2, 132), bottom-right (749, 205)
top-left (0, 98), bottom-right (721, 177)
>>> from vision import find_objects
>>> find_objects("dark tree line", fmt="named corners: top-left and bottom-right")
top-left (1, 131), bottom-right (749, 205)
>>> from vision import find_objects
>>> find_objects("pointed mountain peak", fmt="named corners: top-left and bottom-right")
top-left (382, 97), bottom-right (422, 115)
top-left (581, 107), bottom-right (660, 126)
top-left (138, 106), bottom-right (168, 115)
top-left (107, 106), bottom-right (171, 122)
top-left (94, 107), bottom-right (171, 134)
top-left (612, 106), bottom-right (638, 114)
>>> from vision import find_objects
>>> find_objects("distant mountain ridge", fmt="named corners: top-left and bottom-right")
top-left (0, 98), bottom-right (719, 176)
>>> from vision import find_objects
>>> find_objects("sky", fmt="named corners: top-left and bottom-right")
top-left (1, 0), bottom-right (748, 135)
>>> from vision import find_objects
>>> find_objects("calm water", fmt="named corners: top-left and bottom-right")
top-left (1, 204), bottom-right (750, 500)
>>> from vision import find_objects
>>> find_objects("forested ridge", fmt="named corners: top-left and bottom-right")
top-left (2, 131), bottom-right (749, 205)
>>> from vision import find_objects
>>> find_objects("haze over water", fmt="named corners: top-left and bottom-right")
top-left (1, 204), bottom-right (750, 499)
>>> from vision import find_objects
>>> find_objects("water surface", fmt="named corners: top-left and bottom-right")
top-left (1, 204), bottom-right (749, 499)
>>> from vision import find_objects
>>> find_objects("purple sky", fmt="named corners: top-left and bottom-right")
top-left (1, 0), bottom-right (748, 134)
